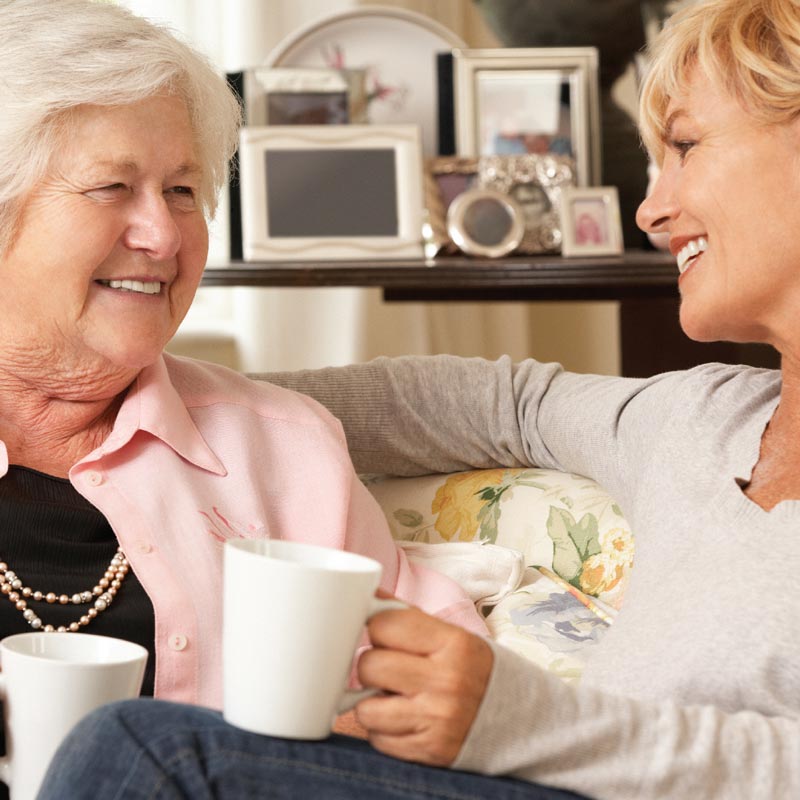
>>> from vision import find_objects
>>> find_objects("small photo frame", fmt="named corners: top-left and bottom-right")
top-left (423, 156), bottom-right (478, 256)
top-left (560, 186), bottom-right (624, 257)
top-left (477, 154), bottom-right (576, 254)
top-left (446, 188), bottom-right (525, 258)
top-left (239, 124), bottom-right (424, 261)
top-left (256, 67), bottom-right (350, 125)
top-left (452, 47), bottom-right (601, 187)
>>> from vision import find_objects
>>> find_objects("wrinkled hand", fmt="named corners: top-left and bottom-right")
top-left (355, 604), bottom-right (494, 767)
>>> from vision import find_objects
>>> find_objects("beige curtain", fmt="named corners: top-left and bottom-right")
top-left (135, 0), bottom-right (621, 375)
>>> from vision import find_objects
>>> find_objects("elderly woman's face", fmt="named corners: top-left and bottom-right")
top-left (0, 95), bottom-right (208, 379)
top-left (636, 68), bottom-right (800, 350)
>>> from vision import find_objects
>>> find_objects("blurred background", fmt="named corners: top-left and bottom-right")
top-left (119, 0), bottom-right (685, 376)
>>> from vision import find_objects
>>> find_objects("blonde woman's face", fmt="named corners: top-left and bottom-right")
top-left (0, 95), bottom-right (208, 392)
top-left (636, 68), bottom-right (800, 353)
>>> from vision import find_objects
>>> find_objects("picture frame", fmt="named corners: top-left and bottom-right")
top-left (559, 186), bottom-right (624, 257)
top-left (239, 124), bottom-right (425, 261)
top-left (423, 156), bottom-right (479, 256)
top-left (446, 188), bottom-right (525, 258)
top-left (255, 67), bottom-right (351, 126)
top-left (477, 154), bottom-right (576, 254)
top-left (451, 47), bottom-right (601, 187)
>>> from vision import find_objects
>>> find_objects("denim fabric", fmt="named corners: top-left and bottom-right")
top-left (37, 699), bottom-right (594, 800)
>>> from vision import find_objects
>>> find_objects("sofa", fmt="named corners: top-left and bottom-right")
top-left (367, 468), bottom-right (633, 682)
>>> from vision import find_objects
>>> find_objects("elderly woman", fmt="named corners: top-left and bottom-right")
top-left (38, 0), bottom-right (800, 798)
top-left (0, 0), bottom-right (484, 764)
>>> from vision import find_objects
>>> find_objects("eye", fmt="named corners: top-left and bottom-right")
top-left (669, 139), bottom-right (696, 163)
top-left (83, 183), bottom-right (129, 201)
top-left (165, 185), bottom-right (198, 208)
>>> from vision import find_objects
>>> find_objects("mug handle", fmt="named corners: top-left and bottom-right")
top-left (337, 596), bottom-right (407, 713)
top-left (0, 673), bottom-right (10, 786)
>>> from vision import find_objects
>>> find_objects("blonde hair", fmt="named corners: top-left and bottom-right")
top-left (639, 0), bottom-right (800, 162)
top-left (0, 0), bottom-right (241, 255)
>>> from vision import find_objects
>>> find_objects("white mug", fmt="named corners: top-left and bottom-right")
top-left (0, 632), bottom-right (148, 800)
top-left (223, 539), bottom-right (404, 740)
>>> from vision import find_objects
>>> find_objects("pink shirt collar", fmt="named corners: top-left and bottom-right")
top-left (0, 355), bottom-right (226, 479)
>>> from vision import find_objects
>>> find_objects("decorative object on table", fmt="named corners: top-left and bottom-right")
top-left (470, 0), bottom-right (650, 247)
top-left (560, 186), bottom-right (624, 257)
top-left (478, 154), bottom-right (576, 254)
top-left (225, 66), bottom-right (366, 261)
top-left (423, 155), bottom-right (479, 256)
top-left (238, 124), bottom-right (424, 262)
top-left (450, 47), bottom-right (601, 187)
top-left (254, 67), bottom-right (350, 125)
top-left (264, 6), bottom-right (465, 158)
top-left (446, 187), bottom-right (526, 259)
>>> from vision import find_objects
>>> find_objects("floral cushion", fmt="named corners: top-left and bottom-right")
top-left (368, 468), bottom-right (633, 608)
top-left (367, 468), bottom-right (633, 681)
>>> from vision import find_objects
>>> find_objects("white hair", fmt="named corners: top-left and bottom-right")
top-left (0, 0), bottom-right (241, 254)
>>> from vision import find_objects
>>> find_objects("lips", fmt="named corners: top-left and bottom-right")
top-left (675, 237), bottom-right (708, 274)
top-left (96, 279), bottom-right (162, 295)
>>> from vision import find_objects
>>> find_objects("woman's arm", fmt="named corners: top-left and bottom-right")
top-left (357, 607), bottom-right (800, 800)
top-left (258, 354), bottom-right (676, 500)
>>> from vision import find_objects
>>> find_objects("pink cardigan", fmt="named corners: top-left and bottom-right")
top-left (0, 354), bottom-right (485, 708)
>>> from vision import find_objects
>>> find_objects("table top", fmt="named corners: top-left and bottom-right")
top-left (200, 249), bottom-right (678, 301)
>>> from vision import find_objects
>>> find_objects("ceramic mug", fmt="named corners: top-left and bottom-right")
top-left (223, 539), bottom-right (404, 740)
top-left (0, 631), bottom-right (148, 800)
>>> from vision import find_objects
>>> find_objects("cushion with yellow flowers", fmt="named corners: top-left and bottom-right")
top-left (366, 468), bottom-right (633, 611)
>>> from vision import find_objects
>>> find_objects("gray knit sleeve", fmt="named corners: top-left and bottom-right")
top-left (255, 355), bottom-right (676, 489)
top-left (453, 642), bottom-right (800, 800)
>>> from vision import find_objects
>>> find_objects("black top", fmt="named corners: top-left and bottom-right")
top-left (0, 466), bottom-right (156, 695)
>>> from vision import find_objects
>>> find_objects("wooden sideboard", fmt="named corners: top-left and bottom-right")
top-left (201, 250), bottom-right (676, 300)
top-left (201, 249), bottom-right (779, 377)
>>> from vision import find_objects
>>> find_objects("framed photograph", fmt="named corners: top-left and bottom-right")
top-left (255, 67), bottom-right (350, 126)
top-left (239, 124), bottom-right (425, 261)
top-left (423, 156), bottom-right (478, 255)
top-left (446, 188), bottom-right (525, 258)
top-left (452, 48), bottom-right (601, 187)
top-left (560, 186), bottom-right (624, 257)
top-left (477, 154), bottom-right (576, 254)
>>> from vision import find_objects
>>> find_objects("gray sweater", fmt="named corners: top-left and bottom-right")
top-left (261, 355), bottom-right (800, 799)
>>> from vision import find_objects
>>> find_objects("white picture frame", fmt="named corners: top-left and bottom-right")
top-left (452, 47), bottom-right (601, 188)
top-left (239, 124), bottom-right (424, 261)
top-left (560, 186), bottom-right (624, 257)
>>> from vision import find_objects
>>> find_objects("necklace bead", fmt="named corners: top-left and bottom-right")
top-left (0, 548), bottom-right (128, 632)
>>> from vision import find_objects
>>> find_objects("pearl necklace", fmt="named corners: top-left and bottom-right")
top-left (0, 548), bottom-right (129, 633)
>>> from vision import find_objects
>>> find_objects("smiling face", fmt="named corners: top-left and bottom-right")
top-left (636, 68), bottom-right (800, 351)
top-left (0, 95), bottom-right (208, 397)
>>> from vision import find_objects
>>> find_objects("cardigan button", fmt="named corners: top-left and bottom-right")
top-left (168, 634), bottom-right (188, 651)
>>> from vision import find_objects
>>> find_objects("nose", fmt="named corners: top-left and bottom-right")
top-left (636, 161), bottom-right (680, 236)
top-left (123, 192), bottom-right (182, 260)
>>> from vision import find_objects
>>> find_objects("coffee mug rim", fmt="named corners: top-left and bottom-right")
top-left (0, 631), bottom-right (149, 666)
top-left (225, 538), bottom-right (381, 575)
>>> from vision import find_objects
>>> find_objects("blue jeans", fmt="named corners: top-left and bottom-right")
top-left (37, 699), bottom-right (594, 799)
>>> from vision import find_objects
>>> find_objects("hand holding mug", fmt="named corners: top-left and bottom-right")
top-left (355, 606), bottom-right (494, 767)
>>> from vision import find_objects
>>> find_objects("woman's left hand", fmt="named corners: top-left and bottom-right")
top-left (355, 605), bottom-right (494, 766)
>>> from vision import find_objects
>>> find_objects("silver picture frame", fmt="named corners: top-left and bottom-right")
top-left (446, 188), bottom-right (525, 259)
top-left (478, 154), bottom-right (576, 254)
top-left (239, 124), bottom-right (425, 261)
top-left (560, 186), bottom-right (624, 257)
top-left (452, 47), bottom-right (601, 188)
